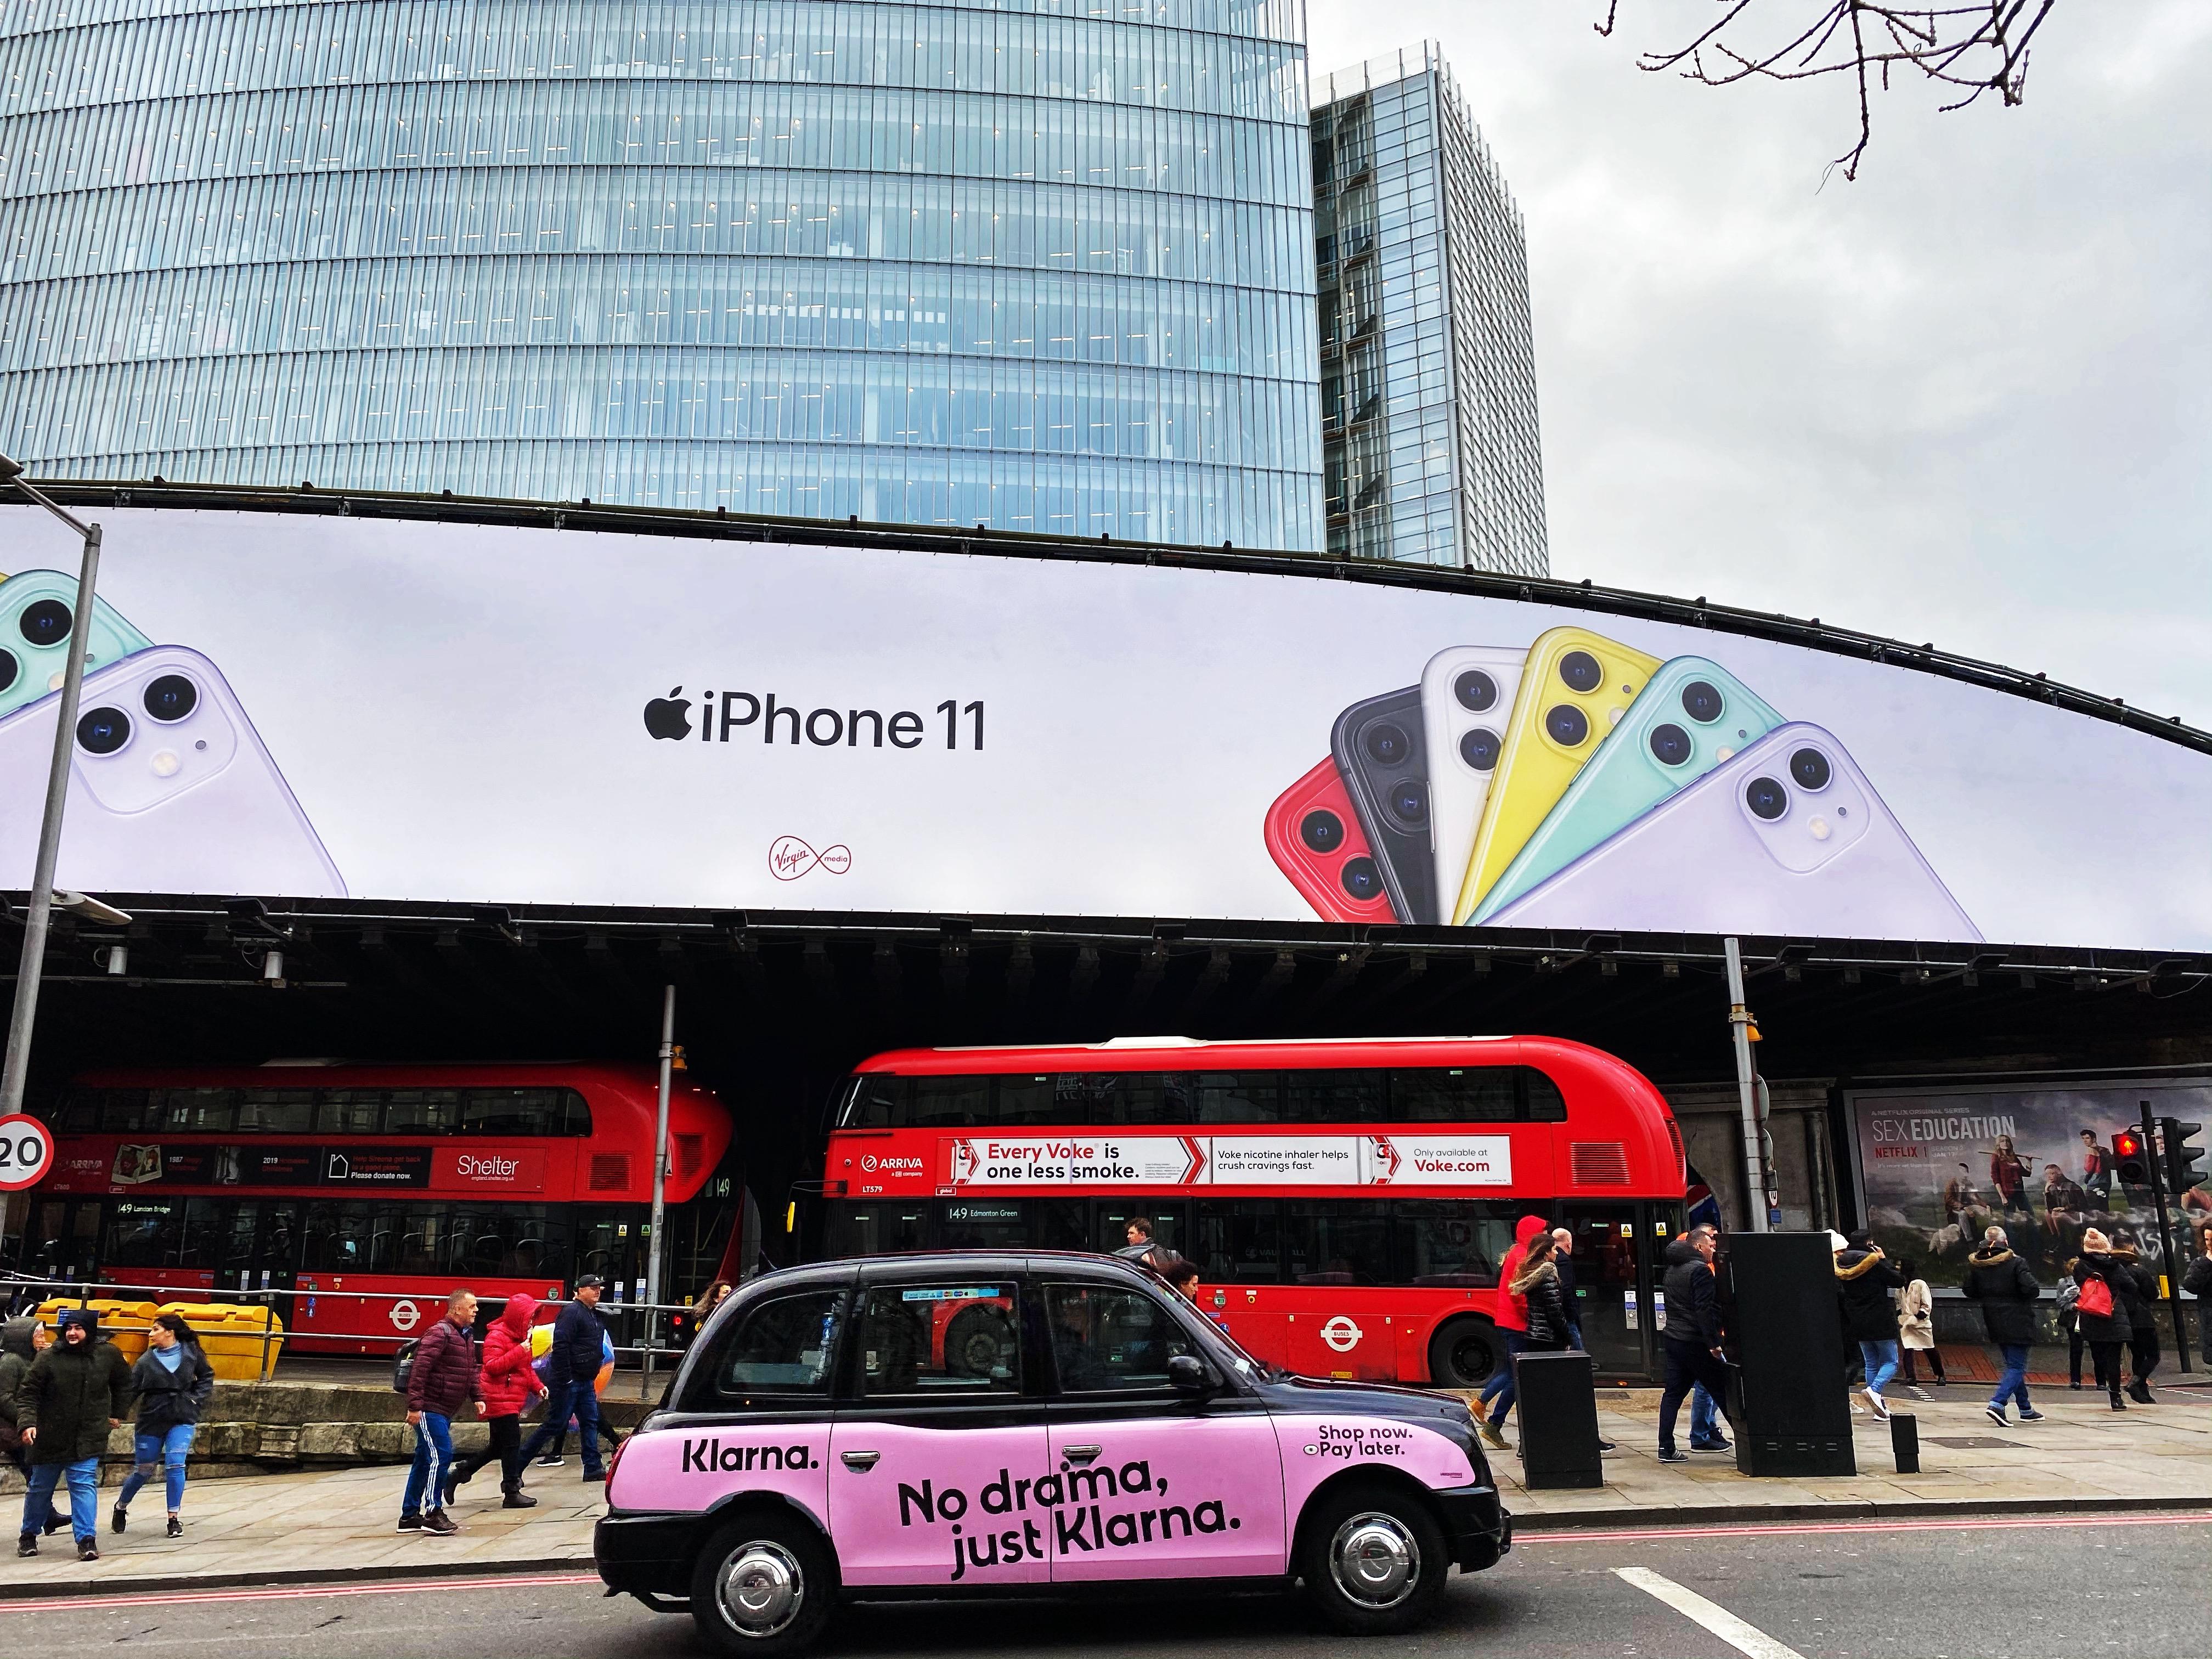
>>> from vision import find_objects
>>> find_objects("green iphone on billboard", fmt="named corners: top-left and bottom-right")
top-left (0, 570), bottom-right (156, 719)
top-left (1471, 655), bottom-right (1785, 923)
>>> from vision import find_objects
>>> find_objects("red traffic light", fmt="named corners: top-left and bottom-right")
top-left (2114, 1130), bottom-right (2143, 1159)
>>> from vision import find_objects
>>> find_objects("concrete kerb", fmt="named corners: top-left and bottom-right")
top-left (7, 1496), bottom-right (2210, 1604)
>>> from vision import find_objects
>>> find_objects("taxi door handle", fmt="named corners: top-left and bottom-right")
top-left (1062, 1445), bottom-right (1102, 1465)
top-left (840, 1451), bottom-right (881, 1471)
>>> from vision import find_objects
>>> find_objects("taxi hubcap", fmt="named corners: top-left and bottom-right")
top-left (717, 1541), bottom-right (804, 1637)
top-left (1329, 1513), bottom-right (1418, 1607)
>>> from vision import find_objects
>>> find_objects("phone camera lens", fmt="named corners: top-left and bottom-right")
top-left (1389, 778), bottom-right (1428, 828)
top-left (1789, 747), bottom-right (1832, 791)
top-left (20, 599), bottom-right (72, 648)
top-left (1340, 857), bottom-right (1381, 902)
top-left (77, 706), bottom-right (131, 756)
top-left (1648, 723), bottom-right (1691, 766)
top-left (143, 673), bottom-right (198, 723)
top-left (0, 648), bottom-right (16, 692)
top-left (1745, 776), bottom-right (1788, 821)
top-left (1363, 722), bottom-right (1409, 766)
top-left (1558, 651), bottom-right (1602, 692)
top-left (1543, 704), bottom-right (1590, 747)
top-left (1680, 680), bottom-right (1724, 723)
top-left (1453, 669), bottom-right (1498, 712)
top-left (1459, 727), bottom-right (1500, 771)
top-left (1300, 810), bottom-right (1344, 854)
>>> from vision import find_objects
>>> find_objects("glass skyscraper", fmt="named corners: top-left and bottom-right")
top-left (1312, 43), bottom-right (1546, 575)
top-left (0, 0), bottom-right (1323, 549)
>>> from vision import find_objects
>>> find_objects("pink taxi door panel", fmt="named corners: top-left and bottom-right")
top-left (1040, 1281), bottom-right (1286, 1582)
top-left (828, 1277), bottom-right (1048, 1588)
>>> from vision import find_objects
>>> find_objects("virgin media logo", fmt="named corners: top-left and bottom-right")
top-left (771, 836), bottom-right (852, 881)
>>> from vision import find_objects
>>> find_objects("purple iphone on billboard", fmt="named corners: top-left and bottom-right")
top-left (1485, 721), bottom-right (1980, 942)
top-left (0, 645), bottom-right (347, 898)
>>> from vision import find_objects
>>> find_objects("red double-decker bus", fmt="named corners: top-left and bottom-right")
top-left (16, 1062), bottom-right (741, 1355)
top-left (811, 1036), bottom-right (1686, 1385)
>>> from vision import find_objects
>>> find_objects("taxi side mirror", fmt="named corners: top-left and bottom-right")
top-left (1167, 1354), bottom-right (1211, 1395)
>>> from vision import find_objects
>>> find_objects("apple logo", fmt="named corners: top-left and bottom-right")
top-left (643, 686), bottom-right (692, 741)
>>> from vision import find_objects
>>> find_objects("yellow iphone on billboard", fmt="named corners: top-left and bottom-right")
top-left (1452, 625), bottom-right (1661, 924)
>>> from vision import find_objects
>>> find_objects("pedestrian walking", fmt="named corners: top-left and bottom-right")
top-left (2111, 1234), bottom-right (2160, 1403)
top-left (680, 1280), bottom-right (735, 1348)
top-left (14, 1308), bottom-right (130, 1561)
top-left (2070, 1230), bottom-right (2134, 1410)
top-left (1961, 1226), bottom-right (2044, 1425)
top-left (1834, 1231), bottom-right (1909, 1420)
top-left (444, 1294), bottom-right (548, 1510)
top-left (2184, 1221), bottom-right (2212, 1373)
top-left (112, 1314), bottom-right (216, 1539)
top-left (399, 1289), bottom-right (484, 1536)
top-left (517, 1276), bottom-right (610, 1482)
top-left (1476, 1215), bottom-right (1551, 1449)
top-left (1657, 1224), bottom-right (1732, 1464)
top-left (1895, 1270), bottom-right (1947, 1397)
top-left (0, 1318), bottom-right (35, 1472)
top-left (1513, 1234), bottom-right (1571, 1352)
top-left (1550, 1228), bottom-right (1584, 1349)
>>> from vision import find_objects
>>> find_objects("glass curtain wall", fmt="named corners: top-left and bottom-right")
top-left (1312, 42), bottom-right (1545, 574)
top-left (0, 0), bottom-right (1323, 549)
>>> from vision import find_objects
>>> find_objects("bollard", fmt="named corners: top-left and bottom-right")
top-left (1889, 1411), bottom-right (1919, 1474)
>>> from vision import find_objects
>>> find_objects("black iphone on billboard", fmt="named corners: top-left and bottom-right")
top-left (1330, 685), bottom-right (1438, 926)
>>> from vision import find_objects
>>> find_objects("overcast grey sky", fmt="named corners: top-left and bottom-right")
top-left (1308, 3), bottom-right (2212, 730)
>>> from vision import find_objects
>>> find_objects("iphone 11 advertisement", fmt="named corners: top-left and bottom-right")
top-left (1, 504), bottom-right (2207, 953)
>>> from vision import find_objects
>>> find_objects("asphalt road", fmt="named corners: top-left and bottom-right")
top-left (4, 1511), bottom-right (2203, 1659)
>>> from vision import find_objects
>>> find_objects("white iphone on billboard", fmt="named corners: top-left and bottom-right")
top-left (1419, 645), bottom-right (1527, 918)
top-left (0, 645), bottom-right (347, 898)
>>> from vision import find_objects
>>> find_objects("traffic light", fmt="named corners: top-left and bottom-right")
top-left (2112, 1128), bottom-right (2149, 1186)
top-left (2162, 1118), bottom-right (2205, 1194)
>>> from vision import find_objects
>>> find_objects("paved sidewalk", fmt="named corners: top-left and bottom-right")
top-left (2, 1385), bottom-right (2205, 1596)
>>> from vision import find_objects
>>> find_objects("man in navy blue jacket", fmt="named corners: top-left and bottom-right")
top-left (517, 1276), bottom-right (608, 1482)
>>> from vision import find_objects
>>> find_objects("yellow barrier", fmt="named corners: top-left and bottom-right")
top-left (156, 1303), bottom-right (286, 1383)
top-left (33, 1297), bottom-right (158, 1364)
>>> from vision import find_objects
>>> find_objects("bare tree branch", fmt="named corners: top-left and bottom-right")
top-left (1596, 2), bottom-right (2059, 181)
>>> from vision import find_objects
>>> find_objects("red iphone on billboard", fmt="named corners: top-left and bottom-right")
top-left (1262, 759), bottom-right (1394, 924)
top-left (1329, 685), bottom-right (1438, 925)
top-left (0, 645), bottom-right (347, 898)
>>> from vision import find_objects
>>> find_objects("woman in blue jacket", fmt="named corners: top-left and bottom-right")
top-left (113, 1314), bottom-right (216, 1538)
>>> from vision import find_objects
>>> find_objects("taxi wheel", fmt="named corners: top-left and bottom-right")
top-left (690, 1511), bottom-right (836, 1657)
top-left (1426, 1318), bottom-right (1496, 1390)
top-left (1296, 1481), bottom-right (1450, 1636)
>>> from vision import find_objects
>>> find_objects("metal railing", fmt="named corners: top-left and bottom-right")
top-left (2, 1273), bottom-right (707, 1397)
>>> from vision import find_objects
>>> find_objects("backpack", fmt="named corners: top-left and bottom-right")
top-left (391, 1338), bottom-right (418, 1395)
top-left (2075, 1276), bottom-right (2113, 1321)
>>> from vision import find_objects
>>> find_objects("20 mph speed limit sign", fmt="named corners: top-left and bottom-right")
top-left (0, 1114), bottom-right (55, 1191)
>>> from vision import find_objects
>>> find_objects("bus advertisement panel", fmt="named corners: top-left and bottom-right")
top-left (815, 1036), bottom-right (1685, 1385)
top-left (0, 502), bottom-right (2207, 951)
top-left (19, 1063), bottom-right (739, 1352)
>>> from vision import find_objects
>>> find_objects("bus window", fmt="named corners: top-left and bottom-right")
top-left (938, 1200), bottom-right (1026, 1250)
top-left (236, 1090), bottom-right (315, 1134)
top-left (1284, 1200), bottom-right (1389, 1284)
top-left (1030, 1197), bottom-right (1088, 1251)
top-left (315, 1090), bottom-right (385, 1135)
top-left (384, 1090), bottom-right (460, 1135)
top-left (1525, 1070), bottom-right (1567, 1121)
top-left (842, 1075), bottom-right (902, 1128)
top-left (1193, 1199), bottom-right (1283, 1282)
top-left (1283, 1070), bottom-right (1384, 1124)
top-left (827, 1201), bottom-right (929, 1257)
top-left (102, 1199), bottom-right (184, 1268)
top-left (1392, 1199), bottom-right (1516, 1287)
top-left (1389, 1068), bottom-right (1518, 1122)
top-left (1096, 1202), bottom-right (1186, 1258)
top-left (910, 1077), bottom-right (989, 1126)
top-left (156, 1088), bottom-right (236, 1133)
top-left (993, 1075), bottom-right (1063, 1125)
top-left (1092, 1073), bottom-right (1194, 1126)
top-left (1195, 1072), bottom-right (1280, 1122)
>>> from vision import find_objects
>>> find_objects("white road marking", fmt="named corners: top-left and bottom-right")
top-left (1615, 1565), bottom-right (1807, 1659)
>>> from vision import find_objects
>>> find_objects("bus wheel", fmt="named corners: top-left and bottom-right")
top-left (1426, 1318), bottom-right (1496, 1390)
top-left (1296, 1480), bottom-right (1450, 1635)
top-left (690, 1511), bottom-right (836, 1657)
top-left (943, 1305), bottom-right (1013, 1378)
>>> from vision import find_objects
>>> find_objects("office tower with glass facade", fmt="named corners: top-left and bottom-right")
top-left (1312, 44), bottom-right (1546, 574)
top-left (0, 1), bottom-right (1323, 549)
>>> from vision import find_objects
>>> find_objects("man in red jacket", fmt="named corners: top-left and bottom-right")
top-left (399, 1290), bottom-right (484, 1537)
top-left (444, 1293), bottom-right (549, 1510)
top-left (1476, 1216), bottom-right (1552, 1448)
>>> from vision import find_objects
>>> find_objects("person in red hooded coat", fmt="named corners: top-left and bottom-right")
top-left (1475, 1215), bottom-right (1553, 1448)
top-left (444, 1294), bottom-right (548, 1508)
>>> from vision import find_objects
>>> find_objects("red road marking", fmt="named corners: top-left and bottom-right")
top-left (1535, 1510), bottom-right (2212, 1544)
top-left (0, 1571), bottom-right (601, 1615)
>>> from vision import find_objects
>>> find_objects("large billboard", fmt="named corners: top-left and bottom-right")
top-left (1847, 1080), bottom-right (2212, 1290)
top-left (2, 504), bottom-right (2209, 950)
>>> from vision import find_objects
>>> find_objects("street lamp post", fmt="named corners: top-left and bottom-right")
top-left (0, 455), bottom-right (104, 1118)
